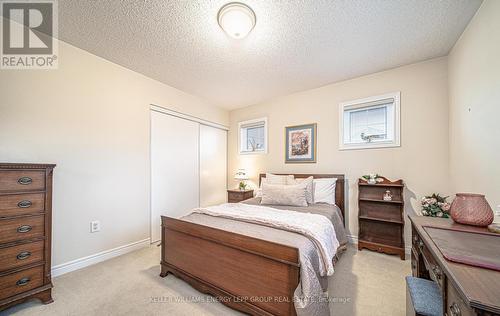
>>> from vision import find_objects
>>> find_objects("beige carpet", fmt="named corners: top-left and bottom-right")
top-left (2, 245), bottom-right (410, 316)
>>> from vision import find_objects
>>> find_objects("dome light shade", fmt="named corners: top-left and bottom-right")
top-left (217, 2), bottom-right (256, 39)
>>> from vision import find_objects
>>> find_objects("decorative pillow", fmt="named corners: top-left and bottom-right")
top-left (288, 176), bottom-right (314, 204)
top-left (255, 177), bottom-right (268, 197)
top-left (313, 178), bottom-right (337, 205)
top-left (265, 173), bottom-right (294, 185)
top-left (256, 173), bottom-right (294, 197)
top-left (261, 182), bottom-right (308, 207)
top-left (254, 187), bottom-right (262, 197)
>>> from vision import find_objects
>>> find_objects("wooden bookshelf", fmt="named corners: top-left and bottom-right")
top-left (358, 176), bottom-right (405, 260)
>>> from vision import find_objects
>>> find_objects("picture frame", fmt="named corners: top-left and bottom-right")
top-left (285, 123), bottom-right (317, 163)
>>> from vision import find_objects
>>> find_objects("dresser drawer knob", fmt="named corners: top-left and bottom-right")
top-left (16, 277), bottom-right (31, 286)
top-left (18, 177), bottom-right (33, 185)
top-left (17, 225), bottom-right (32, 233)
top-left (432, 265), bottom-right (442, 280)
top-left (16, 251), bottom-right (32, 260)
top-left (418, 240), bottom-right (424, 251)
top-left (17, 200), bottom-right (32, 208)
top-left (450, 302), bottom-right (461, 316)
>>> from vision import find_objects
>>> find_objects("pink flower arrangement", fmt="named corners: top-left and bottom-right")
top-left (421, 193), bottom-right (450, 218)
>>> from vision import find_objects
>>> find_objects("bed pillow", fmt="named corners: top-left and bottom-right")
top-left (254, 177), bottom-right (271, 197)
top-left (265, 173), bottom-right (294, 185)
top-left (254, 188), bottom-right (262, 198)
top-left (261, 182), bottom-right (308, 207)
top-left (256, 174), bottom-right (295, 198)
top-left (288, 176), bottom-right (314, 204)
top-left (313, 178), bottom-right (337, 205)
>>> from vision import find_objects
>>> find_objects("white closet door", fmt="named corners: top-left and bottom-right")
top-left (150, 111), bottom-right (199, 243)
top-left (200, 125), bottom-right (227, 207)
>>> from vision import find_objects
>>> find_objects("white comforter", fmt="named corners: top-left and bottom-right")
top-left (193, 202), bottom-right (340, 276)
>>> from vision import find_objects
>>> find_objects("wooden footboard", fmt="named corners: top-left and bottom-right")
top-left (160, 216), bottom-right (300, 316)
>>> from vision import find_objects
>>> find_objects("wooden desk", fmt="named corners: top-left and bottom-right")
top-left (409, 216), bottom-right (500, 315)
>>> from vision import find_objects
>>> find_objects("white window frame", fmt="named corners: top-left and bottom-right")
top-left (238, 117), bottom-right (268, 154)
top-left (339, 92), bottom-right (401, 150)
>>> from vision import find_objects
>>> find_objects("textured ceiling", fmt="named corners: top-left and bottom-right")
top-left (59, 0), bottom-right (482, 109)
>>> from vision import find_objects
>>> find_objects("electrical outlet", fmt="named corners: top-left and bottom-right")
top-left (90, 220), bottom-right (100, 233)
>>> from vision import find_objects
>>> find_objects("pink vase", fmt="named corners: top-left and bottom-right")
top-left (450, 193), bottom-right (494, 227)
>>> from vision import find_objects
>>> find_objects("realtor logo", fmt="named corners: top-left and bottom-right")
top-left (1, 0), bottom-right (58, 69)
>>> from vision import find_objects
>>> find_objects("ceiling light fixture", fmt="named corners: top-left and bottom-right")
top-left (217, 2), bottom-right (256, 39)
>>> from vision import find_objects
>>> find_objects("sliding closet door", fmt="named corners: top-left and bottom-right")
top-left (150, 111), bottom-right (199, 243)
top-left (200, 125), bottom-right (227, 207)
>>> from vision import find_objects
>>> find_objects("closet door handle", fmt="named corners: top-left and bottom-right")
top-left (18, 177), bottom-right (33, 185)
top-left (17, 200), bottom-right (32, 208)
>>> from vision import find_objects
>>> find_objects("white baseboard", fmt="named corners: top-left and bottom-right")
top-left (347, 234), bottom-right (358, 244)
top-left (51, 238), bottom-right (151, 277)
top-left (347, 234), bottom-right (411, 255)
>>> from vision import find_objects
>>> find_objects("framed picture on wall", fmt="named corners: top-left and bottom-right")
top-left (285, 123), bottom-right (317, 163)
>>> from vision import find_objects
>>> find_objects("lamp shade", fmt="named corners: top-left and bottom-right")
top-left (234, 169), bottom-right (249, 180)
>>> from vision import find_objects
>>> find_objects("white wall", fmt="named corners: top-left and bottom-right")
top-left (0, 39), bottom-right (229, 266)
top-left (448, 0), bottom-right (500, 216)
top-left (2, 0), bottom-right (496, 268)
top-left (228, 58), bottom-right (451, 246)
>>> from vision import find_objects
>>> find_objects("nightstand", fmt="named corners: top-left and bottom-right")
top-left (227, 189), bottom-right (254, 203)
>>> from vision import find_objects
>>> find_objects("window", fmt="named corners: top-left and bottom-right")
top-left (339, 92), bottom-right (400, 150)
top-left (239, 117), bottom-right (267, 154)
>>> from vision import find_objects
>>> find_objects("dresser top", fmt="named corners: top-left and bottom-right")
top-left (409, 216), bottom-right (500, 314)
top-left (0, 163), bottom-right (56, 169)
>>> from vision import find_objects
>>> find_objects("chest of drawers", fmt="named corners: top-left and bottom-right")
top-left (0, 163), bottom-right (55, 311)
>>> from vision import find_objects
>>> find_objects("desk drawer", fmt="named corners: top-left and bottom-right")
top-left (0, 265), bottom-right (44, 300)
top-left (0, 170), bottom-right (46, 192)
top-left (0, 215), bottom-right (44, 244)
top-left (446, 279), bottom-right (474, 316)
top-left (421, 242), bottom-right (445, 289)
top-left (0, 240), bottom-right (44, 272)
top-left (0, 193), bottom-right (45, 217)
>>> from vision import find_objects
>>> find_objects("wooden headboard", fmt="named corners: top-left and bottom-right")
top-left (258, 173), bottom-right (346, 221)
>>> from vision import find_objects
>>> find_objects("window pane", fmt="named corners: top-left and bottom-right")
top-left (246, 126), bottom-right (264, 151)
top-left (341, 93), bottom-right (399, 149)
top-left (346, 105), bottom-right (389, 143)
top-left (239, 119), bottom-right (266, 153)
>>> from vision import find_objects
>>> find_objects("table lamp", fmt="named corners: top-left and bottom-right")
top-left (234, 169), bottom-right (249, 190)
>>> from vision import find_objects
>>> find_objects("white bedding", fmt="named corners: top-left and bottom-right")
top-left (193, 202), bottom-right (340, 276)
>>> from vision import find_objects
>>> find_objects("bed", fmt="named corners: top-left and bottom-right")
top-left (160, 173), bottom-right (346, 316)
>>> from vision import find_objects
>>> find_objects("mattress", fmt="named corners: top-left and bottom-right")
top-left (181, 199), bottom-right (347, 316)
